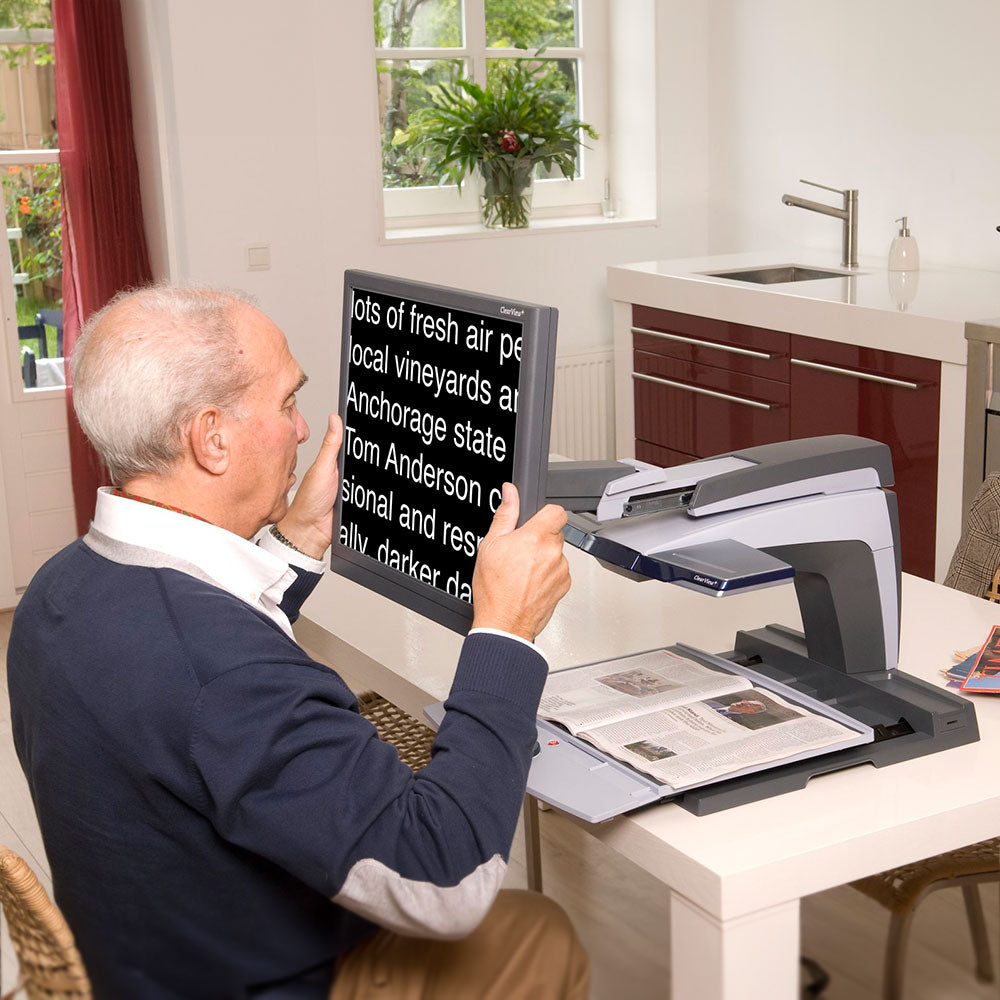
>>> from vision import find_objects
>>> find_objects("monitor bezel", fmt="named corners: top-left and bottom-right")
top-left (330, 269), bottom-right (558, 633)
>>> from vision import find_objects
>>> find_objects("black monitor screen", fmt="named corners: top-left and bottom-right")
top-left (330, 270), bottom-right (558, 632)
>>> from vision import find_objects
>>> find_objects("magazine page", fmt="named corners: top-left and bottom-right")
top-left (538, 649), bottom-right (747, 733)
top-left (960, 624), bottom-right (1000, 693)
top-left (577, 687), bottom-right (860, 790)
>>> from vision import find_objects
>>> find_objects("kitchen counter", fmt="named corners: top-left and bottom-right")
top-left (608, 252), bottom-right (1000, 366)
top-left (607, 253), bottom-right (1000, 581)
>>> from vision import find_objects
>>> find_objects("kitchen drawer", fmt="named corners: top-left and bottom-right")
top-left (634, 350), bottom-right (790, 459)
top-left (789, 334), bottom-right (940, 387)
top-left (789, 333), bottom-right (940, 580)
top-left (632, 305), bottom-right (789, 380)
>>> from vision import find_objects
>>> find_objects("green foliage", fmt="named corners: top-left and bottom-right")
top-left (5, 157), bottom-right (60, 284)
top-left (399, 55), bottom-right (598, 191)
top-left (484, 0), bottom-right (574, 47)
top-left (20, 160), bottom-right (60, 281)
top-left (375, 0), bottom-right (584, 190)
top-left (378, 56), bottom-right (464, 187)
top-left (0, 0), bottom-right (52, 71)
top-left (0, 0), bottom-right (50, 29)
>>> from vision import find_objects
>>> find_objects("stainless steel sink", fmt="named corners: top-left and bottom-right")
top-left (703, 264), bottom-right (857, 284)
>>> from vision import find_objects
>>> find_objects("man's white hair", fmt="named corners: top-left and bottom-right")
top-left (71, 285), bottom-right (260, 486)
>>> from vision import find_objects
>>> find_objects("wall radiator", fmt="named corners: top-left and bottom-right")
top-left (549, 349), bottom-right (615, 461)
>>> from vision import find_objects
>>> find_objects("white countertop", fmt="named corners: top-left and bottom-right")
top-left (608, 252), bottom-right (1000, 366)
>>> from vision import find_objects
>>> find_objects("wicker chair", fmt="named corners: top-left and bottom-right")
top-left (850, 838), bottom-right (999, 999)
top-left (357, 691), bottom-right (434, 771)
top-left (0, 697), bottom-right (429, 1000)
top-left (847, 475), bottom-right (1000, 999)
top-left (0, 845), bottom-right (91, 1000)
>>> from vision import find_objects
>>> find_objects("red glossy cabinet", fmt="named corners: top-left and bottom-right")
top-left (633, 351), bottom-right (790, 458)
top-left (789, 335), bottom-right (940, 580)
top-left (631, 306), bottom-right (941, 580)
top-left (632, 305), bottom-right (790, 459)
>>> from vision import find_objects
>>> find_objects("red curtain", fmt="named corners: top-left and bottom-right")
top-left (53, 0), bottom-right (153, 534)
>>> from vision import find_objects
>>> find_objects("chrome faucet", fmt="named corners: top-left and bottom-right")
top-left (781, 180), bottom-right (859, 269)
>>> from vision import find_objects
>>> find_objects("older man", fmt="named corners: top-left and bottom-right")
top-left (7, 287), bottom-right (585, 999)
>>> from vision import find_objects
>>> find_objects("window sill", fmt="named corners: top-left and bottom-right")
top-left (381, 212), bottom-right (657, 245)
top-left (15, 384), bottom-right (65, 402)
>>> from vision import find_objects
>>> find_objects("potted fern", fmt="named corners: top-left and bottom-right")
top-left (398, 57), bottom-right (599, 229)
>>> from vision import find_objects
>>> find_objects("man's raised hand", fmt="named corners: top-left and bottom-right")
top-left (279, 414), bottom-right (343, 559)
top-left (471, 483), bottom-right (571, 642)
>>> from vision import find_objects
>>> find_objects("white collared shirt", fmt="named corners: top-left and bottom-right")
top-left (89, 488), bottom-right (545, 659)
top-left (90, 488), bottom-right (325, 639)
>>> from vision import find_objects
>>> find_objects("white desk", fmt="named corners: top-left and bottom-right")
top-left (295, 548), bottom-right (1000, 1000)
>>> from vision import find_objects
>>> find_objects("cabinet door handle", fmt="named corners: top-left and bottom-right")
top-left (790, 357), bottom-right (926, 390)
top-left (631, 326), bottom-right (781, 360)
top-left (632, 371), bottom-right (781, 410)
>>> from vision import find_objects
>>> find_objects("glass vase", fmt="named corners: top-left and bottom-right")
top-left (478, 161), bottom-right (534, 229)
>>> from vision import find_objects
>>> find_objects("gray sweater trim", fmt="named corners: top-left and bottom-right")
top-left (83, 526), bottom-right (221, 591)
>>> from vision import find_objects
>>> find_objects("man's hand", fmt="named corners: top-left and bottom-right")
top-left (471, 483), bottom-right (571, 642)
top-left (277, 414), bottom-right (343, 559)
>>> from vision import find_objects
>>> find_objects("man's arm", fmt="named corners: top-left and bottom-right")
top-left (206, 415), bottom-right (573, 939)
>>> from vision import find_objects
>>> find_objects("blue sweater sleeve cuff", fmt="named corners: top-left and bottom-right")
top-left (278, 566), bottom-right (323, 623)
top-left (449, 631), bottom-right (548, 717)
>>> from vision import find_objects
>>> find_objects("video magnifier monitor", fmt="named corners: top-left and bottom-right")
top-left (330, 270), bottom-right (558, 633)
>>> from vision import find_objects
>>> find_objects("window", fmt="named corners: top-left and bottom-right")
top-left (0, 7), bottom-right (62, 393)
top-left (374, 0), bottom-right (608, 230)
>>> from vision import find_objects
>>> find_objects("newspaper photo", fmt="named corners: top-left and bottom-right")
top-left (540, 650), bottom-right (865, 791)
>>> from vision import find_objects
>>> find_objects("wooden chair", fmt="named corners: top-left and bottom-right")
top-left (0, 844), bottom-right (91, 999)
top-left (16, 324), bottom-right (46, 360)
top-left (0, 702), bottom-right (432, 1000)
top-left (20, 348), bottom-right (36, 389)
top-left (33, 310), bottom-right (63, 359)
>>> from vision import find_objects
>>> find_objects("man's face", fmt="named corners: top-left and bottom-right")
top-left (226, 305), bottom-right (309, 537)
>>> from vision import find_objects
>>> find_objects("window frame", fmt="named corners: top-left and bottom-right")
top-left (374, 0), bottom-right (608, 230)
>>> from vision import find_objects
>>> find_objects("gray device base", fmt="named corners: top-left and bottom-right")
top-left (679, 625), bottom-right (979, 816)
top-left (424, 626), bottom-right (978, 822)
top-left (667, 627), bottom-right (976, 818)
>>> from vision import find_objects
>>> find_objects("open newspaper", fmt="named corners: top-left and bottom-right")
top-left (539, 648), bottom-right (865, 791)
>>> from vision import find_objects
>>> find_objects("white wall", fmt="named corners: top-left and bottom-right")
top-left (704, 0), bottom-right (1000, 270)
top-left (113, 0), bottom-right (1000, 470)
top-left (108, 0), bottom-right (1000, 497)
top-left (122, 0), bottom-right (711, 464)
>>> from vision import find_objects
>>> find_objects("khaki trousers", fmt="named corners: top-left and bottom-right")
top-left (329, 890), bottom-right (590, 999)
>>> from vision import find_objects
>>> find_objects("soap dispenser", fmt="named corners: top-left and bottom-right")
top-left (889, 217), bottom-right (919, 271)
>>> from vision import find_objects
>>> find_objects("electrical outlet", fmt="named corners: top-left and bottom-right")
top-left (246, 243), bottom-right (271, 271)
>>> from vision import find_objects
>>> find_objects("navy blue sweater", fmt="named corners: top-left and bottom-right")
top-left (7, 537), bottom-right (546, 999)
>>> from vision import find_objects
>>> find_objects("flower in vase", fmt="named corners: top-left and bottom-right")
top-left (499, 130), bottom-right (521, 153)
top-left (396, 51), bottom-right (598, 228)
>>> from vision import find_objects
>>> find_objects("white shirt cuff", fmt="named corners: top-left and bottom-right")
top-left (257, 526), bottom-right (327, 575)
top-left (467, 627), bottom-right (548, 667)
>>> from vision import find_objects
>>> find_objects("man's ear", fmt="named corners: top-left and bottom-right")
top-left (190, 406), bottom-right (230, 476)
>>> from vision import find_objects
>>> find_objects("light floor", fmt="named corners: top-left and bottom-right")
top-left (1, 609), bottom-right (997, 999)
